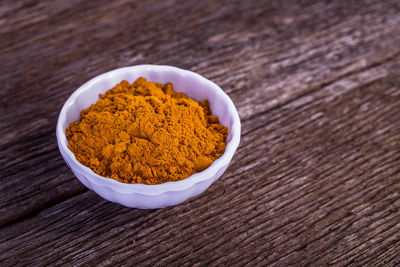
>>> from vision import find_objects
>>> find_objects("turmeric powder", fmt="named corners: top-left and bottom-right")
top-left (66, 77), bottom-right (228, 185)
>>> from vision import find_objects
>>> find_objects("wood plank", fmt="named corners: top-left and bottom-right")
top-left (1, 0), bottom-right (400, 227)
top-left (1, 0), bottom-right (400, 265)
top-left (1, 59), bottom-right (399, 265)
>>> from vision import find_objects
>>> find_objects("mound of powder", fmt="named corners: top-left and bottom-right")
top-left (66, 77), bottom-right (228, 184)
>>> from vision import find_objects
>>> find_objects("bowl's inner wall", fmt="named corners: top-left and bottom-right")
top-left (62, 68), bottom-right (233, 144)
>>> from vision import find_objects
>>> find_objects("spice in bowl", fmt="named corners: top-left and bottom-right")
top-left (66, 77), bottom-right (228, 185)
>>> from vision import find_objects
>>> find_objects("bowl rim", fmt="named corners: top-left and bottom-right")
top-left (56, 64), bottom-right (241, 195)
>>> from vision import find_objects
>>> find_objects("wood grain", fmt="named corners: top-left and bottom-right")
top-left (1, 0), bottom-right (400, 265)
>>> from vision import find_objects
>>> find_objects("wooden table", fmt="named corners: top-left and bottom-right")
top-left (1, 0), bottom-right (399, 265)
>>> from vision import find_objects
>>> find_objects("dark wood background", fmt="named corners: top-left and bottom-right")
top-left (1, 0), bottom-right (400, 265)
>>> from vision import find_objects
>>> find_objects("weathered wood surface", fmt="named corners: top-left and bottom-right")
top-left (1, 0), bottom-right (400, 265)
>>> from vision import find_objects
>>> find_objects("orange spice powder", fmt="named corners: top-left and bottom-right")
top-left (66, 77), bottom-right (228, 184)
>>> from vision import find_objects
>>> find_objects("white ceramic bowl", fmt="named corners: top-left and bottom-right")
top-left (56, 65), bottom-right (241, 209)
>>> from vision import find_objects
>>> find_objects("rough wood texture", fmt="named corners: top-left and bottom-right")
top-left (1, 0), bottom-right (400, 265)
